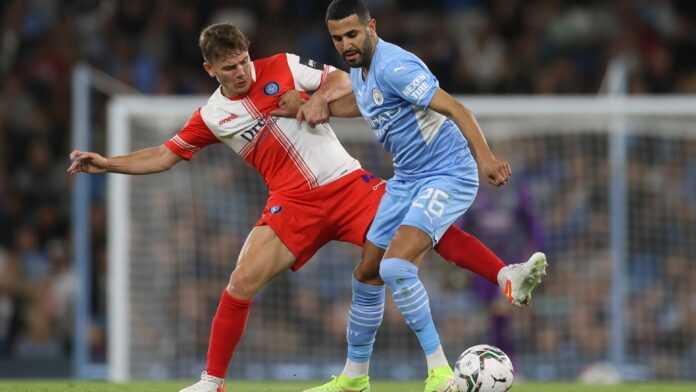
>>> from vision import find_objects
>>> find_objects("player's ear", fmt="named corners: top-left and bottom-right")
top-left (203, 62), bottom-right (215, 78)
top-left (367, 18), bottom-right (376, 34)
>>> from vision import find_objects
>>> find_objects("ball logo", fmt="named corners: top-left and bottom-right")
top-left (372, 88), bottom-right (384, 105)
top-left (264, 81), bottom-right (280, 96)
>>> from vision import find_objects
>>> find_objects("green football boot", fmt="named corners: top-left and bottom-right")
top-left (302, 374), bottom-right (370, 392)
top-left (424, 365), bottom-right (457, 392)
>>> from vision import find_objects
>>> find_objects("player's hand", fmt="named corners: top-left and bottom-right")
top-left (479, 155), bottom-right (511, 186)
top-left (270, 90), bottom-right (305, 118)
top-left (67, 150), bottom-right (109, 175)
top-left (296, 94), bottom-right (330, 128)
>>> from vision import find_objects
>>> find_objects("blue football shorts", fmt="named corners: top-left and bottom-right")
top-left (366, 165), bottom-right (479, 249)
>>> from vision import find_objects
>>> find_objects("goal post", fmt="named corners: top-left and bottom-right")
top-left (107, 95), bottom-right (696, 382)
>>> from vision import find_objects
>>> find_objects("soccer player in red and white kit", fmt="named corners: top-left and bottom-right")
top-left (67, 24), bottom-right (543, 392)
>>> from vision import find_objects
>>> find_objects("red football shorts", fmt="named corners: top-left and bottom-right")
top-left (256, 169), bottom-right (386, 271)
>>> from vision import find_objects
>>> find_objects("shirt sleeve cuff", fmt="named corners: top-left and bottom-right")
top-left (164, 139), bottom-right (193, 160)
top-left (419, 85), bottom-right (438, 108)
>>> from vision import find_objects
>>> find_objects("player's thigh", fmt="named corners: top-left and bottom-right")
top-left (228, 225), bottom-right (296, 299)
top-left (333, 174), bottom-right (386, 246)
top-left (354, 240), bottom-right (385, 284)
top-left (383, 225), bottom-right (433, 265)
top-left (365, 180), bottom-right (411, 249)
top-left (404, 174), bottom-right (478, 247)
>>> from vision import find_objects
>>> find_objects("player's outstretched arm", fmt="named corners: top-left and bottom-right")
top-left (428, 88), bottom-right (511, 186)
top-left (67, 145), bottom-right (182, 175)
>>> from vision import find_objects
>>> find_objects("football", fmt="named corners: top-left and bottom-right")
top-left (453, 344), bottom-right (514, 392)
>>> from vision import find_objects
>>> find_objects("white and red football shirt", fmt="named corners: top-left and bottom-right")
top-left (164, 53), bottom-right (361, 194)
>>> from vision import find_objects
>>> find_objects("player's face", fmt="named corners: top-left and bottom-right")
top-left (327, 15), bottom-right (376, 68)
top-left (205, 51), bottom-right (253, 97)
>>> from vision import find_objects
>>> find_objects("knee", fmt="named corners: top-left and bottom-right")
top-left (378, 259), bottom-right (400, 283)
top-left (353, 264), bottom-right (382, 285)
top-left (379, 258), bottom-right (419, 284)
top-left (226, 268), bottom-right (258, 300)
top-left (384, 226), bottom-right (432, 262)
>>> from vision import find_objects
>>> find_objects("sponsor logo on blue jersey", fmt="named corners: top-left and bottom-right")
top-left (402, 73), bottom-right (431, 101)
top-left (367, 107), bottom-right (401, 139)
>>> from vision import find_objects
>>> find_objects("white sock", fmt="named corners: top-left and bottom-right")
top-left (426, 345), bottom-right (449, 371)
top-left (343, 359), bottom-right (369, 378)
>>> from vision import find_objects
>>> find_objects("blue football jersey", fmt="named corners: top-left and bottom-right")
top-left (350, 39), bottom-right (475, 180)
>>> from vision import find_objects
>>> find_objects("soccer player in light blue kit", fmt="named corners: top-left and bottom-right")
top-left (301, 1), bottom-right (548, 392)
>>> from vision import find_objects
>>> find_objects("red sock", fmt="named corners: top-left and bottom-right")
top-left (435, 225), bottom-right (506, 285)
top-left (206, 290), bottom-right (252, 378)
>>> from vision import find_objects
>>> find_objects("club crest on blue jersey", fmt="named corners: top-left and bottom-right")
top-left (264, 81), bottom-right (280, 96)
top-left (269, 205), bottom-right (282, 214)
top-left (372, 88), bottom-right (384, 105)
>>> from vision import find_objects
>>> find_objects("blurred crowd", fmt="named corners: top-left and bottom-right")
top-left (1, 0), bottom-right (696, 379)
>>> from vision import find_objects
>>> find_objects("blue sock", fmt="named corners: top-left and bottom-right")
top-left (379, 258), bottom-right (440, 355)
top-left (346, 277), bottom-right (385, 363)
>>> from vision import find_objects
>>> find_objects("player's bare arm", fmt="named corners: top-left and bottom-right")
top-left (297, 69), bottom-right (353, 127)
top-left (274, 88), bottom-right (361, 119)
top-left (328, 92), bottom-right (360, 117)
top-left (313, 69), bottom-right (353, 103)
top-left (277, 90), bottom-right (361, 119)
top-left (273, 89), bottom-right (306, 116)
top-left (428, 88), bottom-right (511, 186)
top-left (270, 69), bottom-right (352, 125)
top-left (67, 144), bottom-right (181, 175)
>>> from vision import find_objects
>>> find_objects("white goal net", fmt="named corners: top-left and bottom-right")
top-left (107, 96), bottom-right (696, 382)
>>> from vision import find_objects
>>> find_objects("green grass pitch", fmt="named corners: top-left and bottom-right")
top-left (0, 381), bottom-right (694, 392)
